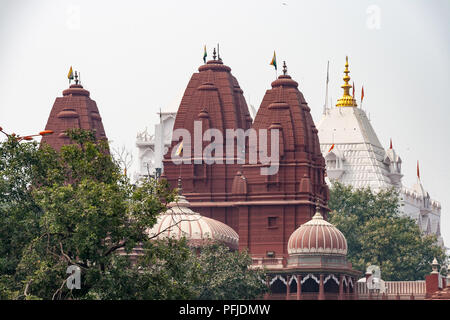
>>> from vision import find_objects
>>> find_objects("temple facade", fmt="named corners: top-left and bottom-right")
top-left (161, 52), bottom-right (253, 234)
top-left (136, 52), bottom-right (347, 281)
top-left (317, 57), bottom-right (443, 247)
top-left (133, 53), bottom-right (443, 298)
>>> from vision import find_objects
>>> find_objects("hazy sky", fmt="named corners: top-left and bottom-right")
top-left (1, 0), bottom-right (449, 248)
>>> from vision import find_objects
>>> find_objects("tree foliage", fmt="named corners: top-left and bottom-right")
top-left (0, 129), bottom-right (266, 300)
top-left (328, 182), bottom-right (447, 281)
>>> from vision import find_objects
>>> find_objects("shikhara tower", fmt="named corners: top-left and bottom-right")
top-left (317, 57), bottom-right (443, 246)
top-left (41, 72), bottom-right (107, 151)
top-left (238, 62), bottom-right (329, 265)
top-left (162, 51), bottom-right (252, 233)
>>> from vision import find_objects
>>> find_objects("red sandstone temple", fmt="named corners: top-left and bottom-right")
top-left (40, 58), bottom-right (448, 300)
top-left (161, 54), bottom-right (360, 299)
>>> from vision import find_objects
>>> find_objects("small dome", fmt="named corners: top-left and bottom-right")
top-left (147, 193), bottom-right (239, 250)
top-left (287, 209), bottom-right (347, 256)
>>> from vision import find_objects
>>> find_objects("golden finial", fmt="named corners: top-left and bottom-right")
top-left (336, 56), bottom-right (357, 107)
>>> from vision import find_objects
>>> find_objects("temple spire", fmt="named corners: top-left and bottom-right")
top-left (336, 56), bottom-right (357, 107)
top-left (282, 61), bottom-right (287, 75)
top-left (313, 199), bottom-right (324, 219)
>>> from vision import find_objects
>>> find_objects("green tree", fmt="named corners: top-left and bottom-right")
top-left (0, 129), bottom-right (266, 300)
top-left (328, 182), bottom-right (446, 281)
top-left (0, 137), bottom-right (43, 298)
top-left (194, 242), bottom-right (267, 300)
top-left (0, 129), bottom-right (175, 299)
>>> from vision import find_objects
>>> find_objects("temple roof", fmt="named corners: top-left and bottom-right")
top-left (287, 208), bottom-right (347, 256)
top-left (317, 56), bottom-right (393, 189)
top-left (241, 62), bottom-right (328, 203)
top-left (170, 58), bottom-right (252, 135)
top-left (162, 55), bottom-right (252, 197)
top-left (251, 64), bottom-right (323, 158)
top-left (318, 106), bottom-right (393, 190)
top-left (41, 80), bottom-right (107, 151)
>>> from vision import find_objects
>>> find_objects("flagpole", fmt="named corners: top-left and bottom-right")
top-left (323, 60), bottom-right (329, 114)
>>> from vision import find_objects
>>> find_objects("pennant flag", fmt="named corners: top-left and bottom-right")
top-left (352, 81), bottom-right (355, 98)
top-left (328, 144), bottom-right (335, 153)
top-left (270, 51), bottom-right (277, 70)
top-left (389, 138), bottom-right (392, 149)
top-left (417, 160), bottom-right (420, 180)
top-left (203, 45), bottom-right (207, 63)
top-left (67, 66), bottom-right (74, 80)
top-left (361, 85), bottom-right (365, 103)
top-left (175, 141), bottom-right (184, 156)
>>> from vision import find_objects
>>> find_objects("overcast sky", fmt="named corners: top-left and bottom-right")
top-left (1, 0), bottom-right (449, 248)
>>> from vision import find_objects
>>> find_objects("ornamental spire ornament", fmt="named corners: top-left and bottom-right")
top-left (282, 61), bottom-right (287, 75)
top-left (336, 56), bottom-right (358, 107)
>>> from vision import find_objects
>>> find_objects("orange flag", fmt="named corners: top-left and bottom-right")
top-left (361, 86), bottom-right (365, 103)
top-left (328, 144), bottom-right (335, 152)
top-left (417, 160), bottom-right (420, 180)
top-left (352, 82), bottom-right (355, 98)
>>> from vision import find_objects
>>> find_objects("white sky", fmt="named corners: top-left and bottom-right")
top-left (1, 0), bottom-right (449, 248)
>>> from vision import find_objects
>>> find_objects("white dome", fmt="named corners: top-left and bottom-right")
top-left (147, 193), bottom-right (239, 250)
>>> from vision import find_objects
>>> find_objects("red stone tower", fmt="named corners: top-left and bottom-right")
top-left (162, 51), bottom-right (252, 231)
top-left (41, 72), bottom-right (107, 150)
top-left (237, 62), bottom-right (329, 267)
top-left (163, 55), bottom-right (328, 269)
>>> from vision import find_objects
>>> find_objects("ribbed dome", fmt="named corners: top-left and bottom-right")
top-left (147, 192), bottom-right (239, 250)
top-left (287, 210), bottom-right (347, 256)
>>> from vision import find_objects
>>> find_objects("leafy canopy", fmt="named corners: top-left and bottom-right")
top-left (0, 129), bottom-right (266, 300)
top-left (328, 182), bottom-right (446, 281)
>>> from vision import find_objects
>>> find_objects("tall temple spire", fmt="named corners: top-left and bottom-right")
top-left (40, 75), bottom-right (107, 151)
top-left (336, 56), bottom-right (357, 107)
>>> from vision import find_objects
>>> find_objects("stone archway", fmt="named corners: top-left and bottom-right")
top-left (324, 274), bottom-right (339, 293)
top-left (302, 274), bottom-right (320, 293)
top-left (270, 278), bottom-right (287, 294)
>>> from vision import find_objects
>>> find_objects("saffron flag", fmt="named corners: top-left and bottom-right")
top-left (352, 82), bottom-right (355, 97)
top-left (270, 51), bottom-right (277, 70)
top-left (203, 45), bottom-right (207, 63)
top-left (361, 86), bottom-right (365, 103)
top-left (389, 138), bottom-right (392, 149)
top-left (328, 144), bottom-right (335, 152)
top-left (67, 66), bottom-right (74, 80)
top-left (175, 141), bottom-right (183, 156)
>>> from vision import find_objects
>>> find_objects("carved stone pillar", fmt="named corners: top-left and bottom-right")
top-left (345, 277), bottom-right (349, 294)
top-left (286, 275), bottom-right (290, 300)
top-left (318, 274), bottom-right (325, 300)
top-left (297, 275), bottom-right (302, 300)
top-left (339, 274), bottom-right (344, 300)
